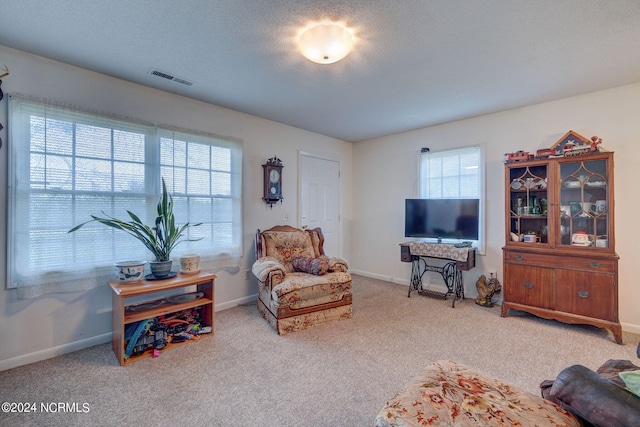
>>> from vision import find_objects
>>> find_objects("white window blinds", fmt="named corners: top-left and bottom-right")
top-left (420, 147), bottom-right (480, 199)
top-left (158, 128), bottom-right (243, 258)
top-left (420, 146), bottom-right (485, 251)
top-left (7, 94), bottom-right (242, 298)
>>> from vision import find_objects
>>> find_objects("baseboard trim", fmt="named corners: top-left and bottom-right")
top-left (621, 322), bottom-right (640, 335)
top-left (350, 270), bottom-right (640, 336)
top-left (0, 332), bottom-right (112, 372)
top-left (0, 295), bottom-right (260, 372)
top-left (2, 284), bottom-right (635, 371)
top-left (215, 294), bottom-right (258, 311)
top-left (349, 269), bottom-right (450, 293)
top-left (349, 269), bottom-right (409, 286)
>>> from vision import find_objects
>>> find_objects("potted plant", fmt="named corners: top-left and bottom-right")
top-left (69, 178), bottom-right (202, 278)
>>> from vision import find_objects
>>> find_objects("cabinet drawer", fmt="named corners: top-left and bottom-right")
top-left (400, 245), bottom-right (412, 262)
top-left (504, 251), bottom-right (554, 267)
top-left (555, 270), bottom-right (617, 321)
top-left (504, 251), bottom-right (615, 273)
top-left (565, 258), bottom-right (616, 273)
top-left (504, 263), bottom-right (554, 309)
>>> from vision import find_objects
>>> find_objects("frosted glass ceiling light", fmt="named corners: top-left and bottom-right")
top-left (298, 22), bottom-right (354, 64)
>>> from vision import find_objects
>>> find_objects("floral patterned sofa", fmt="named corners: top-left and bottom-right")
top-left (252, 225), bottom-right (352, 335)
top-left (375, 360), bottom-right (582, 427)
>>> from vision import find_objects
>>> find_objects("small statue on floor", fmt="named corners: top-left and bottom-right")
top-left (475, 274), bottom-right (501, 307)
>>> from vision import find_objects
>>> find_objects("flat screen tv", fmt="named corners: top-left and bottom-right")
top-left (404, 198), bottom-right (479, 241)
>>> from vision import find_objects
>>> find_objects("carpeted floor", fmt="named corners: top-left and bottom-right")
top-left (1, 274), bottom-right (638, 426)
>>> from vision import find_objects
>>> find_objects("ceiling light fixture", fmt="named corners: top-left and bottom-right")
top-left (298, 21), bottom-right (354, 64)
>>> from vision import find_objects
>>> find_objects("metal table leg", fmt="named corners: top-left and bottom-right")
top-left (408, 256), bottom-right (464, 307)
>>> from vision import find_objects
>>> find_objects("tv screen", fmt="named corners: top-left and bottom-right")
top-left (404, 198), bottom-right (479, 240)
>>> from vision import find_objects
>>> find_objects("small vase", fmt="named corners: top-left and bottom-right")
top-left (149, 260), bottom-right (173, 278)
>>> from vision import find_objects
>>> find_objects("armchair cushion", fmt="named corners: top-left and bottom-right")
top-left (271, 272), bottom-right (351, 304)
top-left (252, 256), bottom-right (286, 283)
top-left (292, 256), bottom-right (329, 275)
top-left (262, 230), bottom-right (316, 272)
top-left (326, 256), bottom-right (348, 272)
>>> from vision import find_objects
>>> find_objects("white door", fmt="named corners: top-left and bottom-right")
top-left (299, 154), bottom-right (340, 256)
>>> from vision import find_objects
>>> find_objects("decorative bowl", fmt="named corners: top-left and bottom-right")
top-left (114, 261), bottom-right (146, 283)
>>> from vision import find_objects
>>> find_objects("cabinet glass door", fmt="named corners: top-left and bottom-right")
top-left (508, 164), bottom-right (548, 244)
top-left (559, 159), bottom-right (609, 248)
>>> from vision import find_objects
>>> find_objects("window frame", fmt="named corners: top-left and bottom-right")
top-left (419, 145), bottom-right (485, 254)
top-left (7, 94), bottom-right (243, 297)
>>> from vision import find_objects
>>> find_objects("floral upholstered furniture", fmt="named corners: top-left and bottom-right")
top-left (252, 225), bottom-right (352, 335)
top-left (375, 360), bottom-right (581, 427)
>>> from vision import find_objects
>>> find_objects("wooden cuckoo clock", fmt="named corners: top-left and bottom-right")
top-left (262, 156), bottom-right (283, 207)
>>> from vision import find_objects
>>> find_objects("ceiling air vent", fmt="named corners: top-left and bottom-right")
top-left (148, 68), bottom-right (195, 86)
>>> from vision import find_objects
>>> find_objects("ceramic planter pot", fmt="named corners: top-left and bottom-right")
top-left (179, 254), bottom-right (200, 274)
top-left (114, 261), bottom-right (146, 283)
top-left (149, 260), bottom-right (173, 278)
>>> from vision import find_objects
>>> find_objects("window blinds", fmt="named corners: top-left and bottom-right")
top-left (8, 94), bottom-right (242, 298)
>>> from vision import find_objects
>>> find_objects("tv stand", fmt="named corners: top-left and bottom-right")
top-left (400, 242), bottom-right (476, 307)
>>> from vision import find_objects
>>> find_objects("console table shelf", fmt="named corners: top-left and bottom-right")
top-left (109, 272), bottom-right (216, 365)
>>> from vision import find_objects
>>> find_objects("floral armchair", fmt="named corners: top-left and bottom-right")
top-left (252, 225), bottom-right (352, 335)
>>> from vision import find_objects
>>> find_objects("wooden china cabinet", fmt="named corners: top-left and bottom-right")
top-left (501, 151), bottom-right (621, 343)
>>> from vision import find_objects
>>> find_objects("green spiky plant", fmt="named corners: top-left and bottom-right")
top-left (69, 178), bottom-right (202, 262)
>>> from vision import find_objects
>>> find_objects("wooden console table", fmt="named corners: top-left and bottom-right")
top-left (109, 272), bottom-right (215, 365)
top-left (400, 242), bottom-right (476, 307)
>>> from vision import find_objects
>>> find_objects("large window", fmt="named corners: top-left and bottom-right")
top-left (7, 95), bottom-right (242, 298)
top-left (419, 146), bottom-right (485, 251)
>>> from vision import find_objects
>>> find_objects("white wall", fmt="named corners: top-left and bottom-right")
top-left (0, 45), bottom-right (353, 370)
top-left (352, 83), bottom-right (640, 335)
top-left (2, 42), bottom-right (638, 370)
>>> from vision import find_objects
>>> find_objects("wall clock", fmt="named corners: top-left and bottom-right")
top-left (262, 156), bottom-right (283, 207)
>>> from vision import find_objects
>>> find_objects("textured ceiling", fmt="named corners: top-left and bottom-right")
top-left (1, 1), bottom-right (640, 142)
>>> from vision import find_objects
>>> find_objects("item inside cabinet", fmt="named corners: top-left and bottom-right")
top-left (124, 306), bottom-right (210, 359)
top-left (167, 291), bottom-right (204, 304)
top-left (126, 299), bottom-right (166, 312)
